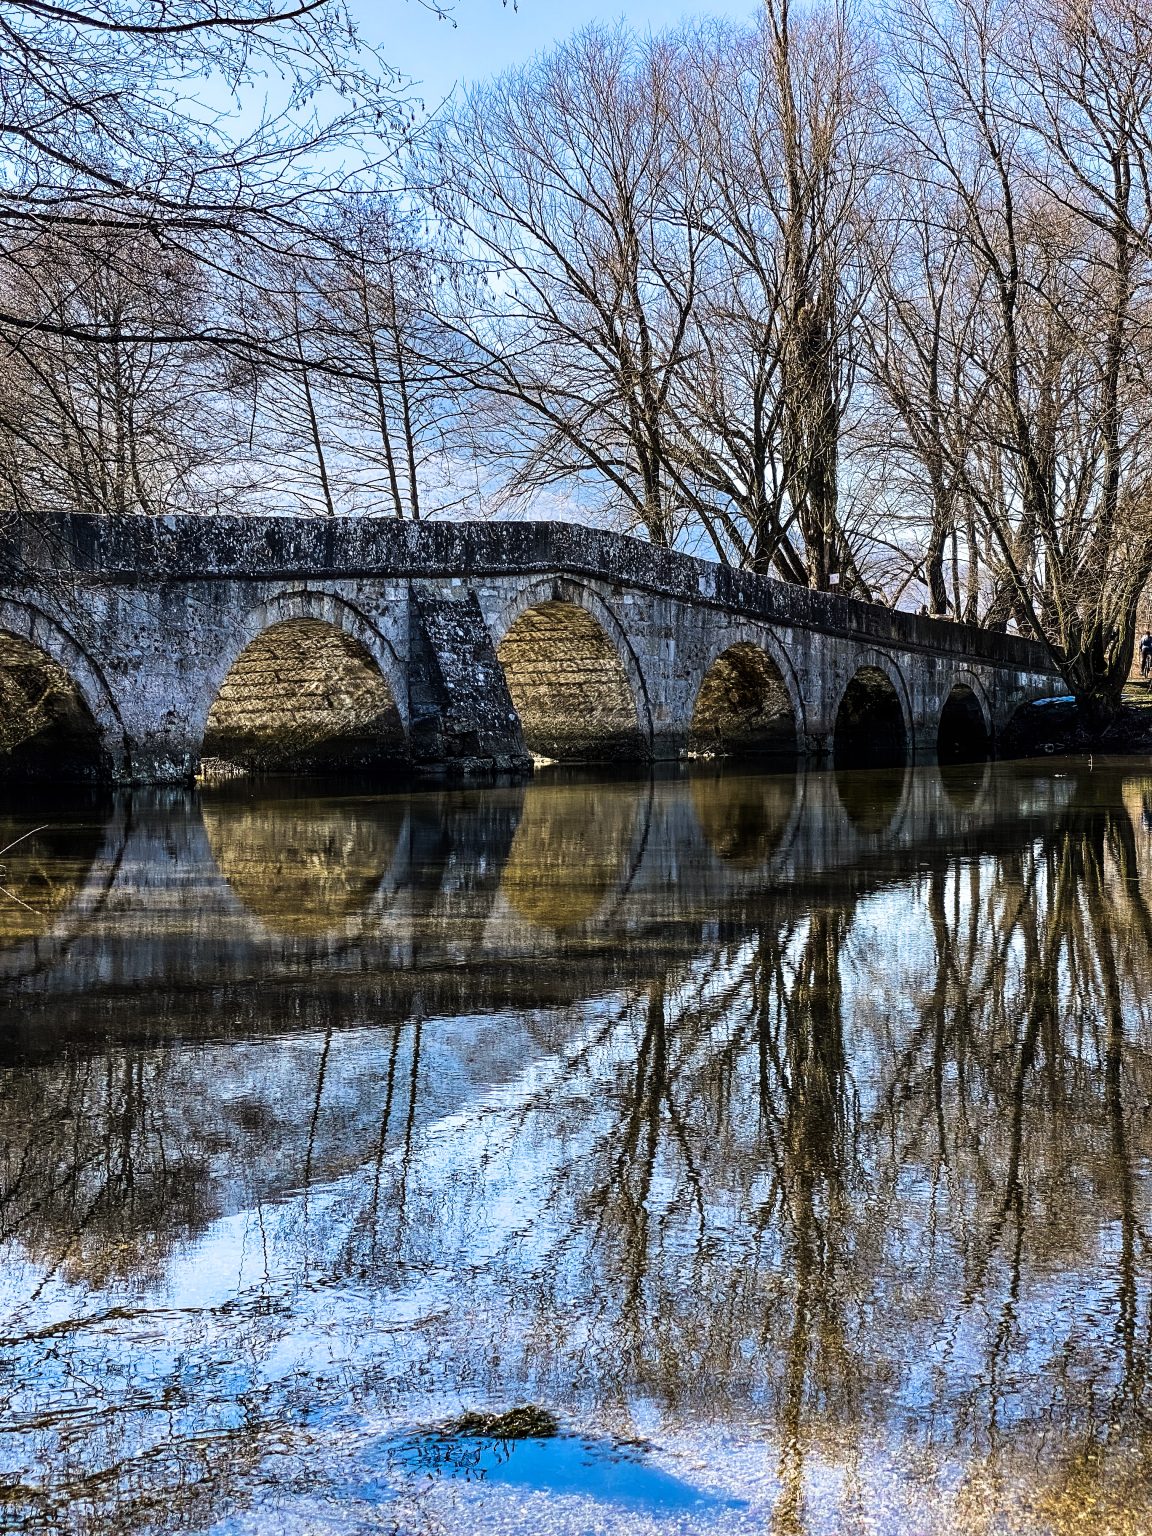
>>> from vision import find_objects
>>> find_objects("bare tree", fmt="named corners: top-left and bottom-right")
top-left (236, 205), bottom-right (479, 518)
top-left (880, 0), bottom-right (1152, 721)
top-left (0, 0), bottom-right (436, 552)
top-left (320, 202), bottom-right (480, 519)
top-left (0, 225), bottom-right (260, 519)
top-left (861, 177), bottom-right (991, 617)
top-left (665, 3), bottom-right (879, 590)
top-left (430, 26), bottom-right (705, 545)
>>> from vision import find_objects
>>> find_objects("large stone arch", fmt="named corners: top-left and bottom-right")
top-left (200, 588), bottom-right (408, 776)
top-left (488, 576), bottom-right (653, 761)
top-left (688, 624), bottom-right (806, 758)
top-left (0, 600), bottom-right (128, 779)
top-left (830, 648), bottom-right (914, 767)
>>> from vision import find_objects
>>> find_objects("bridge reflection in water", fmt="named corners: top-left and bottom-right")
top-left (2, 760), bottom-right (1152, 1535)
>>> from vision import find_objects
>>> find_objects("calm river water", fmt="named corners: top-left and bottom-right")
top-left (3, 760), bottom-right (1152, 1535)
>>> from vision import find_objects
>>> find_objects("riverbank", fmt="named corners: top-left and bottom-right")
top-left (1002, 683), bottom-right (1152, 757)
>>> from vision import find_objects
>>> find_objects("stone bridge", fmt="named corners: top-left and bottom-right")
top-left (0, 515), bottom-right (1064, 783)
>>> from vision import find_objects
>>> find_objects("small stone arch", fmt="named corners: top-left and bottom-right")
top-left (832, 651), bottom-right (913, 768)
top-left (937, 674), bottom-right (994, 764)
top-left (201, 589), bottom-right (408, 777)
top-left (689, 628), bottom-right (804, 759)
top-left (490, 577), bottom-right (652, 762)
top-left (0, 601), bottom-right (128, 780)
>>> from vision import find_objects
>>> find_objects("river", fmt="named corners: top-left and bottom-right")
top-left (2, 759), bottom-right (1151, 1534)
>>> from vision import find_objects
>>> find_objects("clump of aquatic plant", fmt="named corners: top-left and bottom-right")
top-left (446, 1406), bottom-right (560, 1440)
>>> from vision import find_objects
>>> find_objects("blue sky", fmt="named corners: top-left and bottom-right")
top-left (356, 0), bottom-right (759, 110)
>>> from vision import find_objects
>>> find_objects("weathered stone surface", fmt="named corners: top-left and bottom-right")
top-left (0, 514), bottom-right (1066, 783)
top-left (408, 591), bottom-right (528, 773)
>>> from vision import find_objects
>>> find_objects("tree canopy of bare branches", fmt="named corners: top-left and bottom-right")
top-left (8, 0), bottom-right (1152, 724)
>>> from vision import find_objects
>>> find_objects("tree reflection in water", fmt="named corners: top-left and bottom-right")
top-left (3, 765), bottom-right (1152, 1533)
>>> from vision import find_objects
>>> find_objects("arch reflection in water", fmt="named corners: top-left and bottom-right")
top-left (201, 786), bottom-right (405, 938)
top-left (689, 767), bottom-right (798, 867)
top-left (0, 806), bottom-right (105, 949)
top-left (938, 756), bottom-right (993, 811)
top-left (834, 763), bottom-right (910, 835)
top-left (499, 777), bottom-right (648, 930)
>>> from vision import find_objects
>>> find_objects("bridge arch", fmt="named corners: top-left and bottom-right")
top-left (489, 578), bottom-right (652, 762)
top-left (937, 673), bottom-right (994, 764)
top-left (0, 601), bottom-right (127, 780)
top-left (201, 589), bottom-right (408, 776)
top-left (689, 628), bottom-right (804, 759)
top-left (832, 651), bottom-right (913, 769)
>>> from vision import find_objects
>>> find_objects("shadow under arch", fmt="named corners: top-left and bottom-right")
top-left (833, 663), bottom-right (910, 769)
top-left (203, 615), bottom-right (406, 777)
top-left (689, 641), bottom-right (798, 762)
top-left (494, 586), bottom-right (650, 763)
top-left (938, 682), bottom-right (993, 765)
top-left (0, 605), bottom-right (127, 782)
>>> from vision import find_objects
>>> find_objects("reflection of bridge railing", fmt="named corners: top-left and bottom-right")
top-left (1, 764), bottom-right (1082, 1013)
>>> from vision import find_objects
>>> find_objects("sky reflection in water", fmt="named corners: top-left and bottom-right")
top-left (2, 761), bottom-right (1152, 1534)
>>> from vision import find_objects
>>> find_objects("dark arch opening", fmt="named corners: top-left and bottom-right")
top-left (689, 643), bottom-right (797, 762)
top-left (937, 684), bottom-right (992, 765)
top-left (202, 619), bottom-right (406, 777)
top-left (0, 631), bottom-right (106, 782)
top-left (496, 601), bottom-right (647, 763)
top-left (833, 666), bottom-right (908, 769)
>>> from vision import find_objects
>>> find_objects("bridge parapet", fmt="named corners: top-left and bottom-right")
top-left (21, 512), bottom-right (1052, 674)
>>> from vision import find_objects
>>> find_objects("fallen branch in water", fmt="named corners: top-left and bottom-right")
top-left (0, 824), bottom-right (50, 913)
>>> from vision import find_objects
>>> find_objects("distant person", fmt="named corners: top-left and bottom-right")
top-left (1141, 631), bottom-right (1152, 679)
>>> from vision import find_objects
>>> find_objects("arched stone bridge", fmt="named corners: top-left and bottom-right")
top-left (0, 514), bottom-right (1064, 782)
